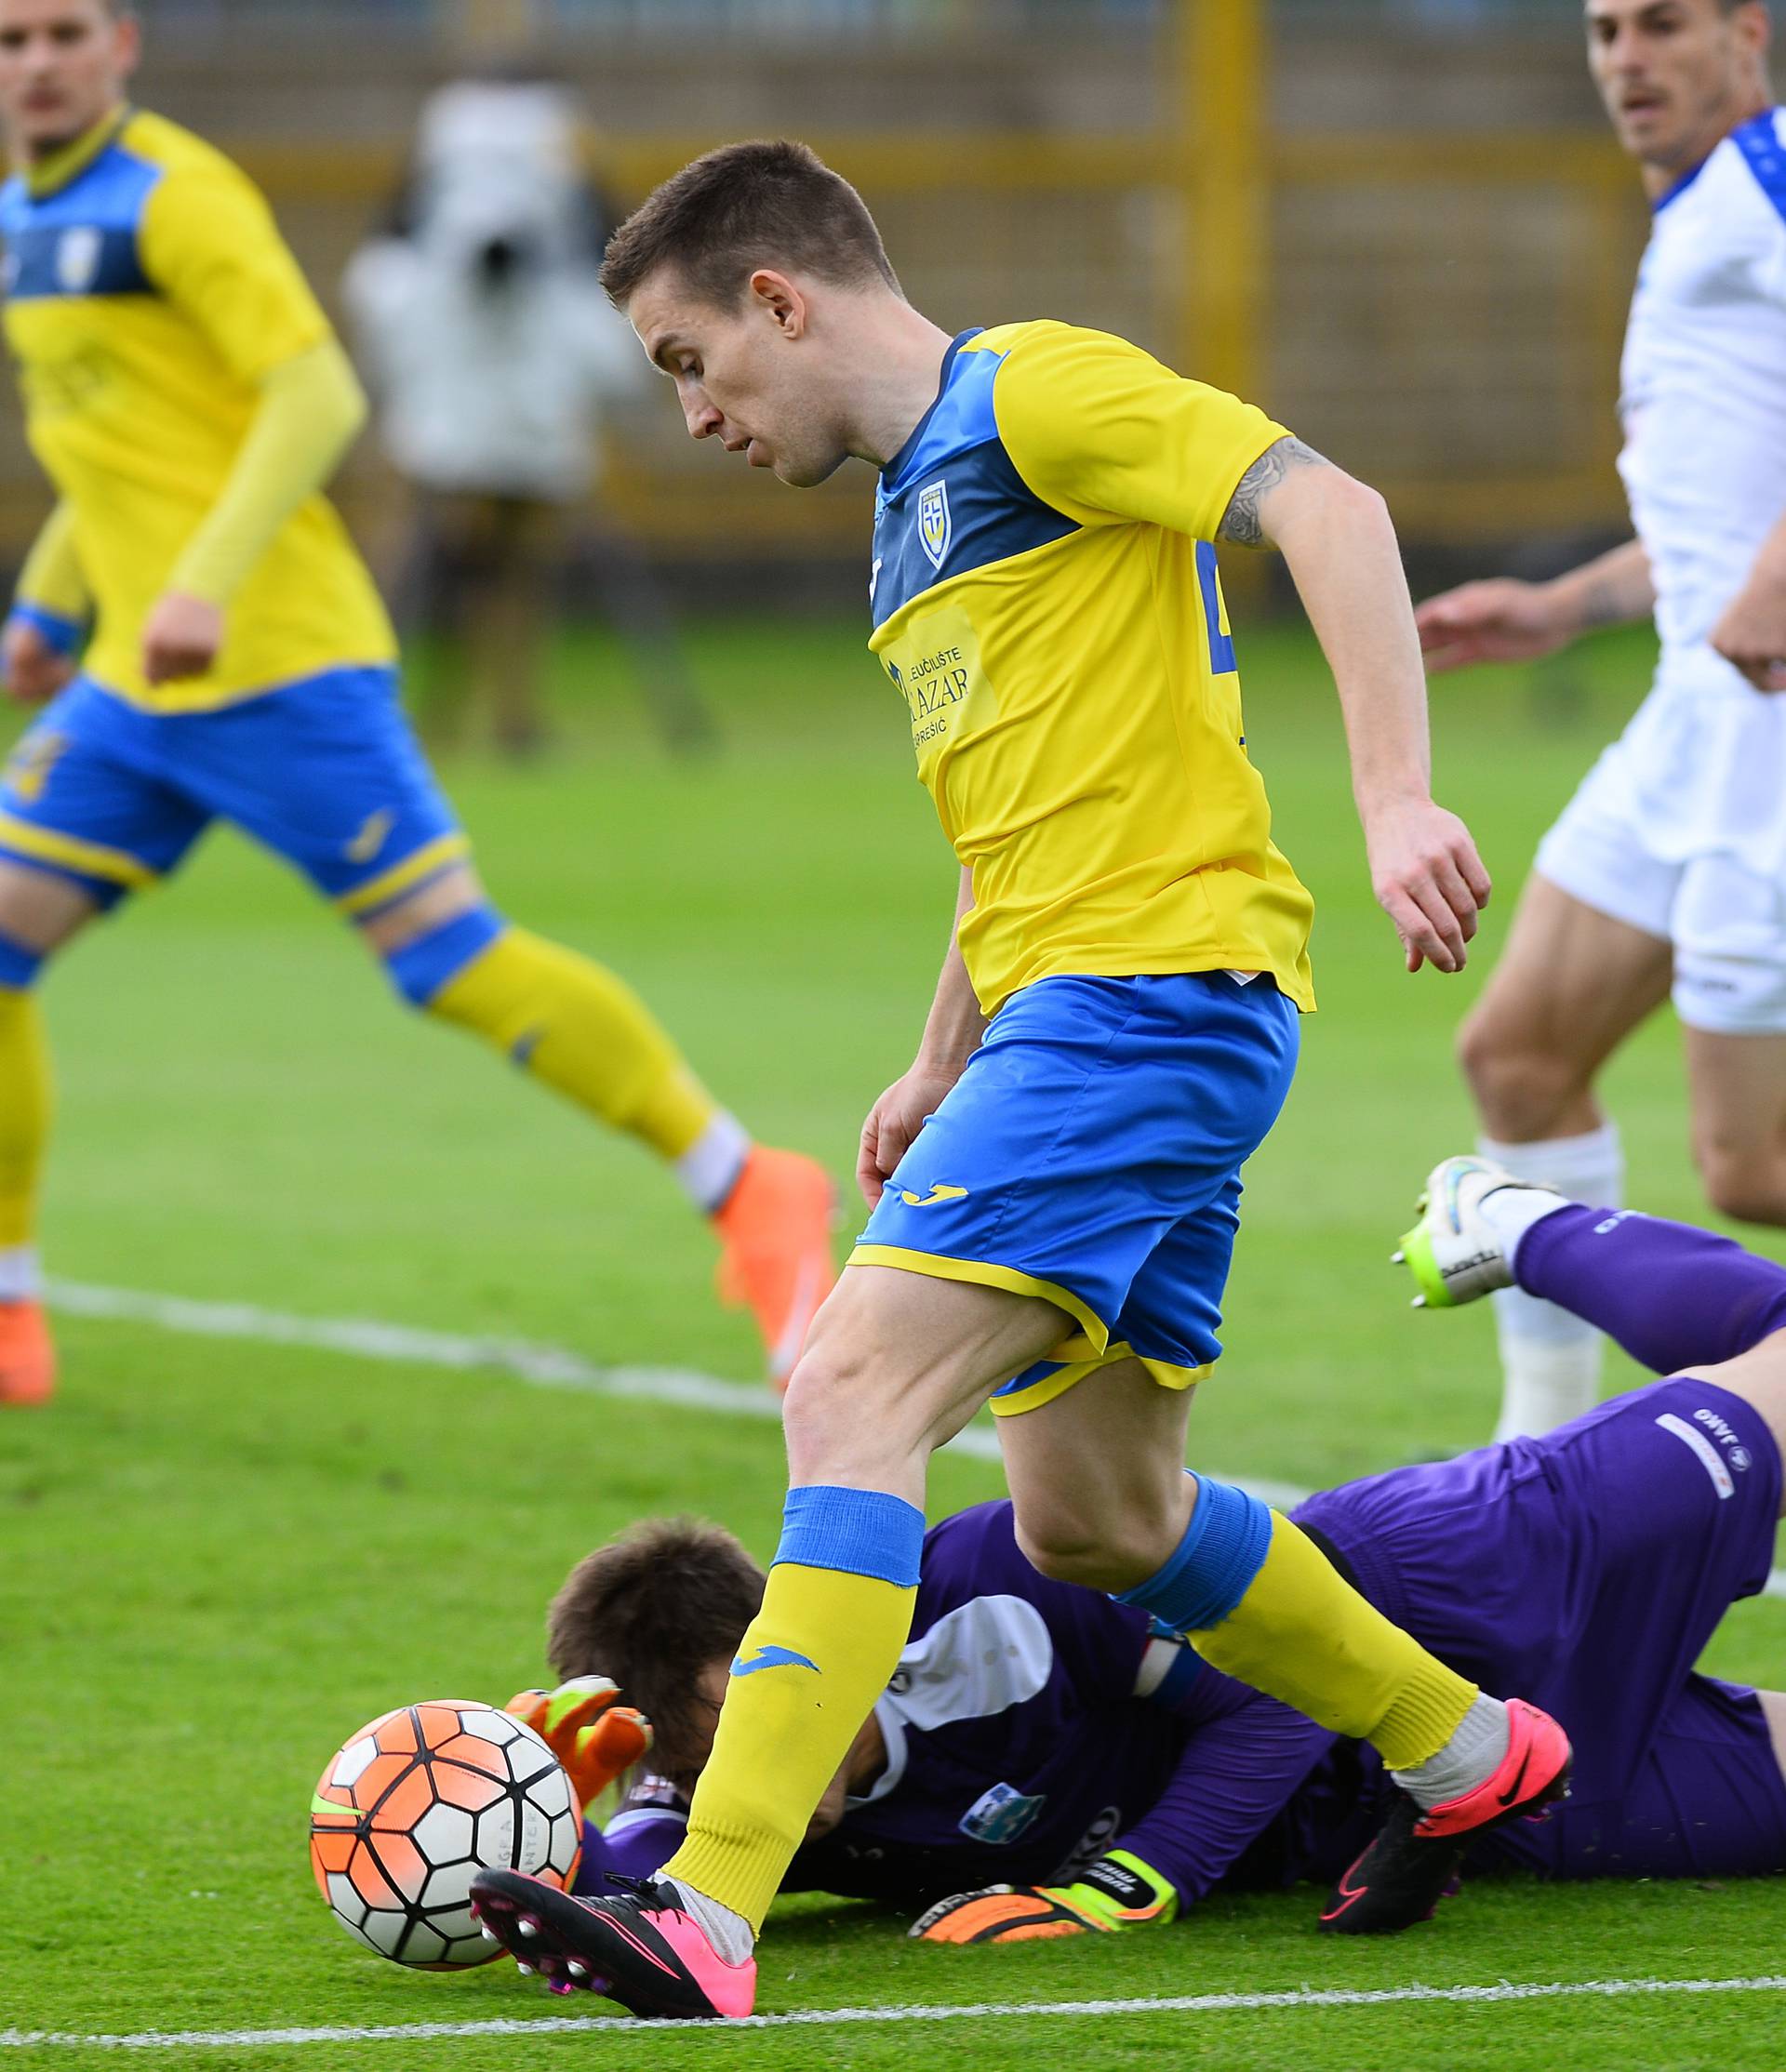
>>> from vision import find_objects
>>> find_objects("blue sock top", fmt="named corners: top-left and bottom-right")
top-left (1115, 1475), bottom-right (1274, 1636)
top-left (775, 1484), bottom-right (926, 1587)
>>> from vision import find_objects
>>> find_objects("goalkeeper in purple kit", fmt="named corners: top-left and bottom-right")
top-left (507, 1163), bottom-right (1786, 1957)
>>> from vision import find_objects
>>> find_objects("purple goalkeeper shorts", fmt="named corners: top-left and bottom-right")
top-left (1294, 1376), bottom-right (1786, 1881)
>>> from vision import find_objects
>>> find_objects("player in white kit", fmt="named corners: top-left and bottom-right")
top-left (1417, 0), bottom-right (1786, 1443)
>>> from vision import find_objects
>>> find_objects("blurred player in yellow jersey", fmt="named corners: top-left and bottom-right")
top-left (464, 144), bottom-right (1570, 2020)
top-left (0, 0), bottom-right (836, 1406)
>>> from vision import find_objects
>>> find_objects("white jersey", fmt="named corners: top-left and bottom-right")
top-left (1619, 107), bottom-right (1786, 664)
top-left (1600, 107), bottom-right (1786, 875)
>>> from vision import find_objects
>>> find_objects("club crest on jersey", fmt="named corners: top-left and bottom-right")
top-left (917, 480), bottom-right (952, 571)
top-left (957, 1781), bottom-right (1046, 1845)
top-left (55, 227), bottom-right (102, 293)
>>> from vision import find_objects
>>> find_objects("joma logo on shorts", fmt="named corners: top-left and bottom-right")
top-left (1693, 1406), bottom-right (1753, 1470)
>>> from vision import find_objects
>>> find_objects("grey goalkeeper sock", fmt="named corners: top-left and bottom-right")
top-left (1390, 1692), bottom-right (1512, 1812)
top-left (661, 1876), bottom-right (755, 1967)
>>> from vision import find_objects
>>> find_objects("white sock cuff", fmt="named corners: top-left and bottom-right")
top-left (1478, 1121), bottom-right (1623, 1204)
top-left (664, 1876), bottom-right (756, 1966)
top-left (0, 1244), bottom-right (42, 1302)
top-left (1492, 1194), bottom-right (1572, 1279)
top-left (1488, 1343), bottom-right (1602, 1442)
top-left (678, 1113), bottom-right (753, 1214)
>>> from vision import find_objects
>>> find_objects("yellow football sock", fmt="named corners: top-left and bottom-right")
top-left (0, 986), bottom-right (51, 1250)
top-left (1190, 1512), bottom-right (1476, 1771)
top-left (426, 927), bottom-right (717, 1161)
top-left (664, 1488), bottom-right (925, 1933)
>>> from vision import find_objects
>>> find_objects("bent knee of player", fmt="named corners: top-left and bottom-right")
top-left (782, 1324), bottom-right (979, 1488)
top-left (1011, 1502), bottom-right (1165, 1594)
top-left (1693, 1134), bottom-right (1786, 1228)
top-left (356, 861), bottom-right (489, 957)
top-left (780, 1345), bottom-right (935, 1485)
top-left (1457, 1005), bottom-right (1593, 1139)
top-left (0, 857), bottom-right (100, 958)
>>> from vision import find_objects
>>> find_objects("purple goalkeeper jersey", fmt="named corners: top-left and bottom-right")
top-left (577, 1380), bottom-right (1786, 1911)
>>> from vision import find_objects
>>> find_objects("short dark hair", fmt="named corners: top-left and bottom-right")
top-left (600, 139), bottom-right (900, 310)
top-left (545, 1517), bottom-right (766, 1781)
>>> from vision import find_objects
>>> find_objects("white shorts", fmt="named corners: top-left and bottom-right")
top-left (1537, 729), bottom-right (1786, 1037)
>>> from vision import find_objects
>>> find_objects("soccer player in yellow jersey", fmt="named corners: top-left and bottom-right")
top-left (0, 2), bottom-right (837, 1406)
top-left (464, 143), bottom-right (1574, 2013)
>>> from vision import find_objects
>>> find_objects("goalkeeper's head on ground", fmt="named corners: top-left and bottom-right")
top-left (546, 1518), bottom-right (766, 1790)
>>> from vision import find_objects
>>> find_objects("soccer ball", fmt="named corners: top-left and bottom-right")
top-left (309, 1700), bottom-right (582, 1969)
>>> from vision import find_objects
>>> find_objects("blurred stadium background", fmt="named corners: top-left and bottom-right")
top-left (0, 0), bottom-right (1639, 605)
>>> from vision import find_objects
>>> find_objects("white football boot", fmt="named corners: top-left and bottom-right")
top-left (1393, 1155), bottom-right (1567, 1310)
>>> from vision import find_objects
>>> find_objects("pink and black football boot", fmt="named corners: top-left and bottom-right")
top-left (1320, 1698), bottom-right (1573, 1934)
top-left (469, 1868), bottom-right (756, 2019)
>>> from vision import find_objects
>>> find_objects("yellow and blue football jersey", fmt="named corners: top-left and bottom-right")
top-left (870, 322), bottom-right (1315, 1017)
top-left (0, 108), bottom-right (395, 711)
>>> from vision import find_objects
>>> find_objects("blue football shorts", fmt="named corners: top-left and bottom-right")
top-left (0, 667), bottom-right (466, 917)
top-left (851, 970), bottom-right (1300, 1415)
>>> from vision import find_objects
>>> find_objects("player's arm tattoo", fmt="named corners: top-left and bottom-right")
top-left (1568, 540), bottom-right (1653, 631)
top-left (1217, 436), bottom-right (1332, 550)
top-left (1576, 574), bottom-right (1631, 630)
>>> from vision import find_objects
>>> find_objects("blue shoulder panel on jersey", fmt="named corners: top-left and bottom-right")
top-left (1732, 107), bottom-right (1786, 227)
top-left (0, 141), bottom-right (160, 301)
top-left (883, 330), bottom-right (1001, 498)
top-left (871, 328), bottom-right (1079, 631)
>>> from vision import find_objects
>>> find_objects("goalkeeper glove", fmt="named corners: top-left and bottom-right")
top-left (909, 1849), bottom-right (1178, 1943)
top-left (504, 1675), bottom-right (653, 1815)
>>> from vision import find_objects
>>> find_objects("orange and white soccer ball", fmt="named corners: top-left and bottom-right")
top-left (310, 1700), bottom-right (583, 1969)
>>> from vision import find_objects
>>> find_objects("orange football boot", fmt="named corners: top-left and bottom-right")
top-left (0, 1297), bottom-right (54, 1405)
top-left (712, 1146), bottom-right (838, 1390)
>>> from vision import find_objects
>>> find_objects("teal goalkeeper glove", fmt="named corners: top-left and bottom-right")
top-left (910, 1849), bottom-right (1178, 1943)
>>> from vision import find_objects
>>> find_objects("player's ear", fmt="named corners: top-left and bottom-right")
top-left (748, 269), bottom-right (809, 341)
top-left (113, 9), bottom-right (143, 78)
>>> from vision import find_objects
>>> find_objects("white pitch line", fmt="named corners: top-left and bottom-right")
top-left (4, 1973), bottom-right (1785, 2050)
top-left (45, 1278), bottom-right (1785, 1598)
top-left (45, 1278), bottom-right (1311, 1499)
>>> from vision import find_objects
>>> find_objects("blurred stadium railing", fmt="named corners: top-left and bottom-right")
top-left (0, 0), bottom-right (1639, 581)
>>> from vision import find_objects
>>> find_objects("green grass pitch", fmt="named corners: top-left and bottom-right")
top-left (0, 614), bottom-right (1780, 2070)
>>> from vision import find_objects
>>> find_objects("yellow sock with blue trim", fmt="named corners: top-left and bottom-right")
top-left (664, 1486), bottom-right (925, 1933)
top-left (0, 942), bottom-right (52, 1263)
top-left (1116, 1477), bottom-right (1476, 1771)
top-left (386, 910), bottom-right (738, 1181)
